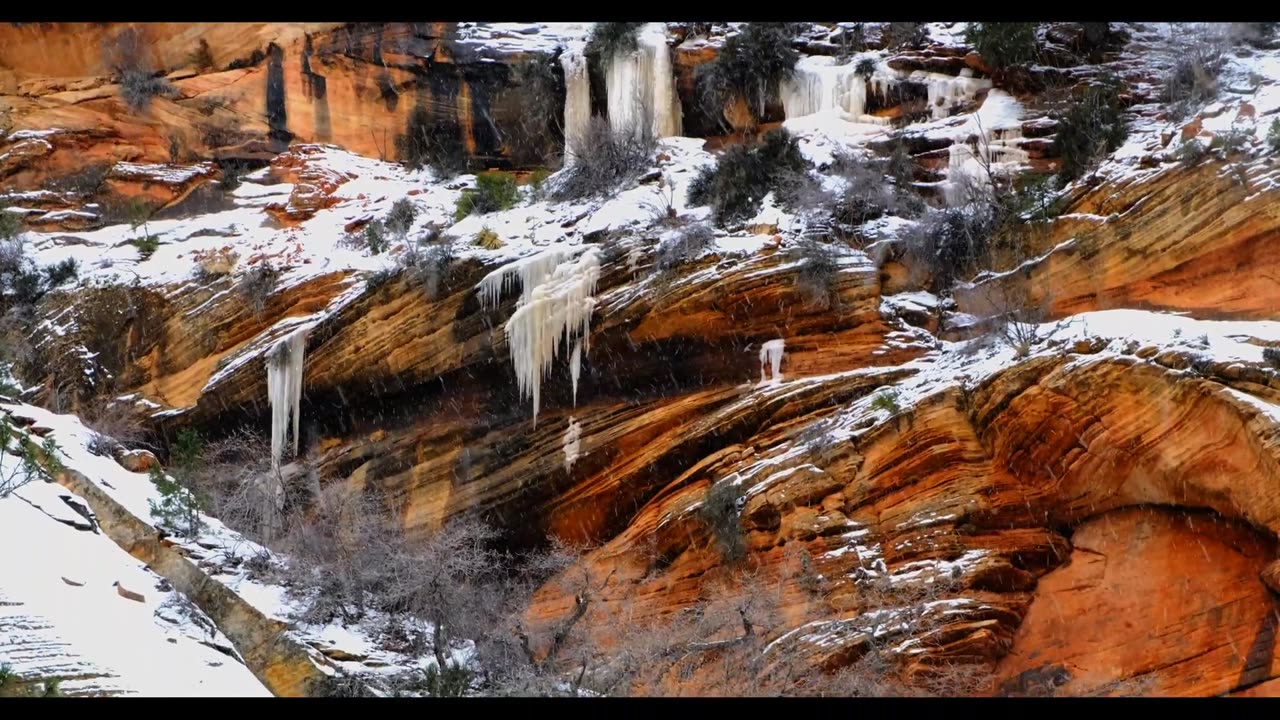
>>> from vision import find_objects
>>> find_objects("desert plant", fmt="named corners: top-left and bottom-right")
top-left (699, 479), bottom-right (748, 565)
top-left (396, 105), bottom-right (469, 177)
top-left (130, 234), bottom-right (161, 260)
top-left (104, 26), bottom-right (178, 111)
top-left (655, 222), bottom-right (715, 273)
top-left (870, 388), bottom-right (901, 415)
top-left (238, 263), bottom-right (279, 317)
top-left (147, 429), bottom-right (204, 538)
top-left (1159, 43), bottom-right (1223, 116)
top-left (551, 116), bottom-right (655, 201)
top-left (187, 39), bottom-right (214, 71)
top-left (788, 237), bottom-right (842, 309)
top-left (0, 209), bottom-right (21, 244)
top-left (1269, 118), bottom-right (1280, 154)
top-left (697, 23), bottom-right (800, 129)
top-left (399, 235), bottom-right (457, 300)
top-left (472, 226), bottom-right (503, 250)
top-left (855, 57), bottom-right (877, 77)
top-left (687, 128), bottom-right (810, 225)
top-left (903, 206), bottom-right (997, 291)
top-left (587, 22), bottom-right (644, 62)
top-left (964, 23), bottom-right (1040, 70)
top-left (1175, 138), bottom-right (1209, 167)
top-left (42, 259), bottom-right (78, 290)
top-left (385, 198), bottom-right (418, 238)
top-left (455, 172), bottom-right (519, 220)
top-left (1211, 129), bottom-right (1251, 155)
top-left (881, 22), bottom-right (927, 49)
top-left (343, 219), bottom-right (388, 256)
top-left (0, 415), bottom-right (61, 498)
top-left (1052, 75), bottom-right (1128, 181)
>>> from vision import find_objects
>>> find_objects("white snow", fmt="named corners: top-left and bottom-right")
top-left (0, 477), bottom-right (269, 696)
top-left (563, 417), bottom-right (582, 471)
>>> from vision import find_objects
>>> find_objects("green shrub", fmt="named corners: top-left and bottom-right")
top-left (454, 172), bottom-right (519, 220)
top-left (130, 235), bottom-right (160, 260)
top-left (42, 258), bottom-right (78, 289)
top-left (855, 57), bottom-right (877, 77)
top-left (687, 128), bottom-right (810, 225)
top-left (1175, 138), bottom-right (1209, 167)
top-left (1210, 129), bottom-right (1251, 155)
top-left (385, 198), bottom-right (418, 238)
top-left (1263, 347), bottom-right (1280, 368)
top-left (0, 209), bottom-right (21, 242)
top-left (697, 23), bottom-right (800, 128)
top-left (424, 663), bottom-right (473, 697)
top-left (870, 388), bottom-right (901, 415)
top-left (965, 23), bottom-right (1039, 70)
top-left (586, 22), bottom-right (644, 62)
top-left (1051, 76), bottom-right (1128, 182)
top-left (147, 429), bottom-right (204, 538)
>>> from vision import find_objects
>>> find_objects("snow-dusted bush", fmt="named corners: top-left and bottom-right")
top-left (550, 116), bottom-right (655, 201)
top-left (399, 232), bottom-right (457, 300)
top-left (237, 263), bottom-right (279, 317)
top-left (455, 172), bottom-right (519, 220)
top-left (696, 23), bottom-right (800, 129)
top-left (904, 207), bottom-right (997, 291)
top-left (686, 128), bottom-right (809, 225)
top-left (1159, 43), bottom-right (1224, 117)
top-left (1051, 75), bottom-right (1128, 181)
top-left (1175, 138), bottom-right (1209, 167)
top-left (655, 222), bottom-right (715, 273)
top-left (586, 22), bottom-right (644, 62)
top-left (788, 237), bottom-right (842, 310)
top-left (103, 26), bottom-right (179, 111)
top-left (965, 23), bottom-right (1040, 70)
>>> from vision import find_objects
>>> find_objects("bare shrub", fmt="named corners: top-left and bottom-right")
top-left (237, 263), bottom-right (279, 317)
top-left (903, 206), bottom-right (997, 292)
top-left (1159, 43), bottom-right (1224, 118)
top-left (103, 27), bottom-right (178, 111)
top-left (195, 428), bottom-right (284, 543)
top-left (699, 480), bottom-right (748, 566)
top-left (82, 398), bottom-right (149, 452)
top-left (655, 222), bottom-right (715, 273)
top-left (399, 232), bottom-right (458, 300)
top-left (787, 237), bottom-right (842, 309)
top-left (552, 117), bottom-right (655, 201)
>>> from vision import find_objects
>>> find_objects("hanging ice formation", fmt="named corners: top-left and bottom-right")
top-left (780, 56), bottom-right (868, 121)
top-left (944, 90), bottom-right (1030, 206)
top-left (266, 327), bottom-right (307, 473)
top-left (563, 417), bottom-right (582, 471)
top-left (478, 246), bottom-right (602, 424)
top-left (759, 339), bottom-right (785, 384)
top-left (561, 41), bottom-right (592, 162)
top-left (606, 22), bottom-right (682, 140)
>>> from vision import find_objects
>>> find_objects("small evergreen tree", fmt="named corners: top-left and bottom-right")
top-left (965, 23), bottom-right (1040, 70)
top-left (148, 429), bottom-right (204, 538)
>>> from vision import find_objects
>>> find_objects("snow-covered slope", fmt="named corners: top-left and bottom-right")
top-left (0, 478), bottom-right (270, 696)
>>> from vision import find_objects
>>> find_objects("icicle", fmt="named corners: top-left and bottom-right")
top-left (569, 340), bottom-right (583, 406)
top-left (479, 247), bottom-right (601, 425)
top-left (781, 56), bottom-right (867, 121)
top-left (563, 416), bottom-right (582, 471)
top-left (561, 42), bottom-right (592, 163)
top-left (759, 339), bottom-right (785, 384)
top-left (606, 23), bottom-right (681, 141)
top-left (266, 327), bottom-right (308, 473)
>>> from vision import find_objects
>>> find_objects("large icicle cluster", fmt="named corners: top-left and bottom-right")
top-left (478, 247), bottom-right (603, 424)
top-left (560, 41), bottom-right (592, 162)
top-left (944, 90), bottom-right (1030, 206)
top-left (605, 22), bottom-right (682, 140)
top-left (781, 55), bottom-right (869, 120)
top-left (266, 328), bottom-right (307, 473)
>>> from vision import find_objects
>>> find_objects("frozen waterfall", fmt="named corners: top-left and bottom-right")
top-left (605, 22), bottom-right (682, 140)
top-left (478, 246), bottom-right (602, 424)
top-left (759, 339), bottom-right (785, 384)
top-left (266, 327), bottom-right (307, 473)
top-left (781, 56), bottom-right (868, 121)
top-left (561, 41), bottom-right (592, 162)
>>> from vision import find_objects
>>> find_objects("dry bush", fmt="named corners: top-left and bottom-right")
top-left (787, 236), bottom-right (842, 310)
top-left (552, 117), bottom-right (655, 201)
top-left (195, 428), bottom-right (285, 544)
top-left (237, 263), bottom-right (279, 317)
top-left (81, 398), bottom-right (150, 454)
top-left (655, 222), bottom-right (715, 274)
